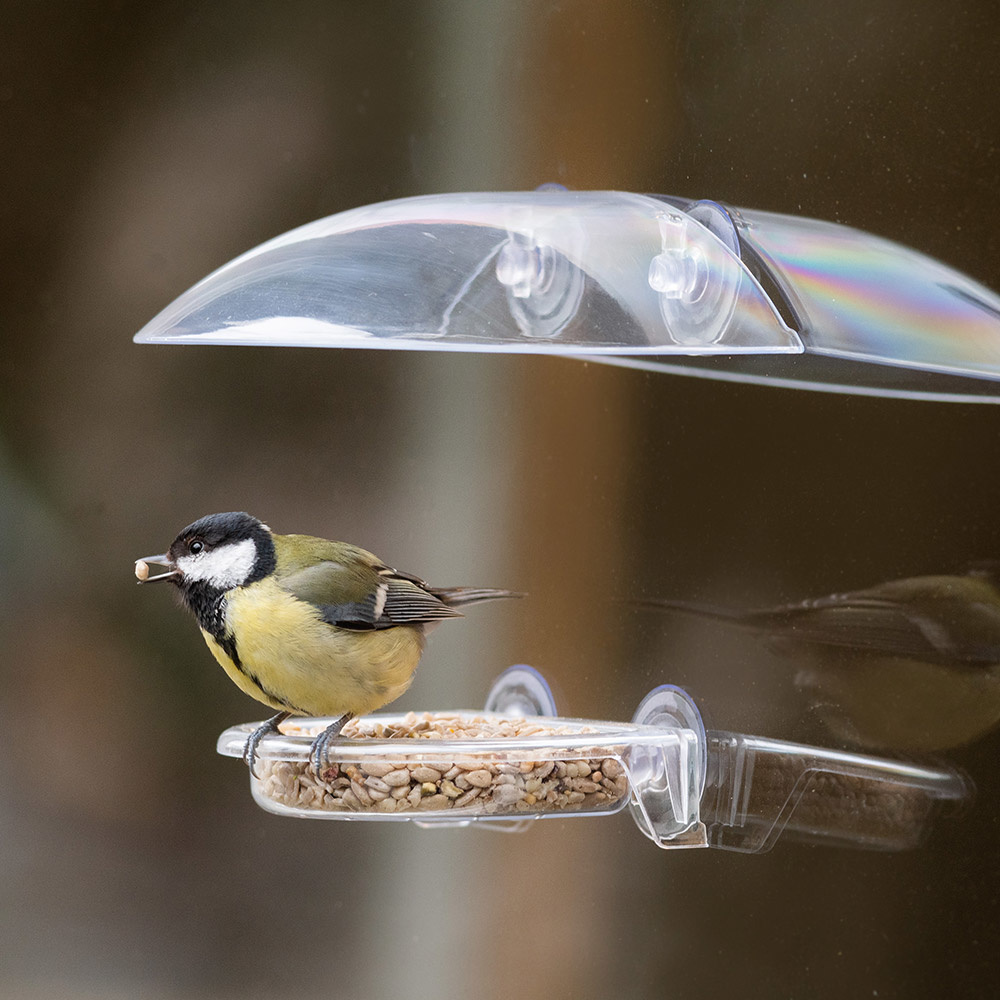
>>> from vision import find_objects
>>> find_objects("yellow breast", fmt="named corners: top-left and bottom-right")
top-left (201, 577), bottom-right (426, 718)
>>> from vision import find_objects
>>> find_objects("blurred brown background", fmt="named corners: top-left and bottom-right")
top-left (3, 1), bottom-right (1000, 997)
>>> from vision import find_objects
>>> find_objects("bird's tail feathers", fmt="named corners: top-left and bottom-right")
top-left (434, 587), bottom-right (525, 608)
top-left (633, 597), bottom-right (749, 623)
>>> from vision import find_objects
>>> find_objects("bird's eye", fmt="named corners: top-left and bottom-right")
top-left (190, 540), bottom-right (204, 554)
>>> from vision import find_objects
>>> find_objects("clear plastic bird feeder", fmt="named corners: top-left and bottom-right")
top-left (135, 189), bottom-right (1000, 402)
top-left (144, 190), bottom-right (976, 846)
top-left (217, 666), bottom-right (968, 852)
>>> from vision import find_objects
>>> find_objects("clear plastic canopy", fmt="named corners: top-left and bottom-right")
top-left (134, 189), bottom-right (1000, 402)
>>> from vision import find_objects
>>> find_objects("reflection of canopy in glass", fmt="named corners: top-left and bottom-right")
top-left (135, 190), bottom-right (1000, 402)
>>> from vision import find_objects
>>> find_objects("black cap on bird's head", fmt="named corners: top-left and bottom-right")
top-left (137, 512), bottom-right (276, 593)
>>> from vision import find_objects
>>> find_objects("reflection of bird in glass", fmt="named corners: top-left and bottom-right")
top-left (642, 565), bottom-right (1000, 751)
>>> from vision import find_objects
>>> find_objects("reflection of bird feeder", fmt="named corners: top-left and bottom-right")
top-left (217, 666), bottom-right (968, 853)
top-left (135, 188), bottom-right (1000, 402)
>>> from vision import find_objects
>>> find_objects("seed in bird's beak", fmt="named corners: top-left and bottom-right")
top-left (135, 554), bottom-right (180, 583)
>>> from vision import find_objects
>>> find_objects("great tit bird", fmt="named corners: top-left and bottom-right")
top-left (136, 511), bottom-right (521, 771)
top-left (641, 565), bottom-right (1000, 751)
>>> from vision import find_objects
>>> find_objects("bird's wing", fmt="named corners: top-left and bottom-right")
top-left (740, 595), bottom-right (954, 658)
top-left (765, 572), bottom-right (1000, 663)
top-left (277, 553), bottom-right (461, 631)
top-left (646, 586), bottom-right (1000, 664)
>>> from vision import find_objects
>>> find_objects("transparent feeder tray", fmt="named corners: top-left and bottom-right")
top-left (217, 666), bottom-right (968, 853)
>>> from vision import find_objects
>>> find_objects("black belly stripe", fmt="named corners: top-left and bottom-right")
top-left (217, 631), bottom-right (241, 668)
top-left (216, 630), bottom-right (310, 715)
top-left (187, 585), bottom-right (311, 715)
top-left (243, 669), bottom-right (307, 714)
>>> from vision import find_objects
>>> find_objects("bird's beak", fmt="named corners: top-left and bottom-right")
top-left (135, 554), bottom-right (181, 584)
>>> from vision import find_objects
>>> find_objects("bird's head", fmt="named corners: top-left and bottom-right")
top-left (136, 512), bottom-right (277, 594)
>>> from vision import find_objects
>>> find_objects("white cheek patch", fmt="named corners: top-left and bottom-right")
top-left (177, 538), bottom-right (258, 589)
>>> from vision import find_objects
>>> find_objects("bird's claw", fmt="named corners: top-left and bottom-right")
top-left (242, 711), bottom-right (292, 777)
top-left (308, 713), bottom-right (354, 775)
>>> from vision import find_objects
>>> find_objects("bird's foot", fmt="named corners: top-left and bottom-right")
top-left (309, 713), bottom-right (354, 775)
top-left (243, 711), bottom-right (292, 777)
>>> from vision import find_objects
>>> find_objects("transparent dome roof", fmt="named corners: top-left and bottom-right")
top-left (134, 189), bottom-right (1000, 402)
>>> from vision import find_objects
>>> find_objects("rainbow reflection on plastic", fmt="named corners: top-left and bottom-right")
top-left (736, 209), bottom-right (1000, 379)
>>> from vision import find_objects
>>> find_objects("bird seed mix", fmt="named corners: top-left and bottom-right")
top-left (255, 712), bottom-right (630, 817)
